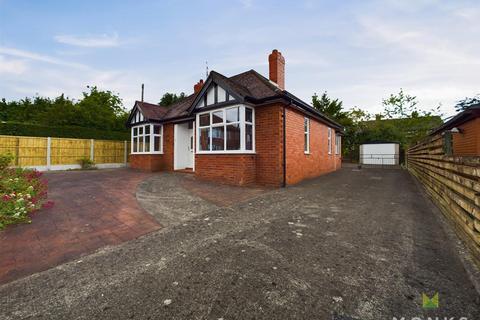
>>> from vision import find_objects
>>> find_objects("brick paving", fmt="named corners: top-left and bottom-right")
top-left (0, 168), bottom-right (161, 285)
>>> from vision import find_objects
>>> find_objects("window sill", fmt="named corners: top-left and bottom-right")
top-left (304, 151), bottom-right (310, 155)
top-left (196, 151), bottom-right (256, 155)
top-left (131, 152), bottom-right (164, 155)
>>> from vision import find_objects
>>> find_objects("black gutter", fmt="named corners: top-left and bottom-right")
top-left (245, 94), bottom-right (343, 132)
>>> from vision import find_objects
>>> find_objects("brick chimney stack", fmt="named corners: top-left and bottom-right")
top-left (268, 49), bottom-right (285, 90)
top-left (194, 79), bottom-right (204, 93)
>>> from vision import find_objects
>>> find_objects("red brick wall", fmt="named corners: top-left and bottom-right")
top-left (255, 104), bottom-right (284, 186)
top-left (129, 154), bottom-right (164, 171)
top-left (195, 154), bottom-right (256, 186)
top-left (128, 123), bottom-right (174, 172)
top-left (453, 118), bottom-right (480, 156)
top-left (285, 108), bottom-right (341, 185)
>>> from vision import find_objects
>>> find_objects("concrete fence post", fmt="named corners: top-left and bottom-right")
top-left (90, 139), bottom-right (94, 161)
top-left (46, 137), bottom-right (51, 170)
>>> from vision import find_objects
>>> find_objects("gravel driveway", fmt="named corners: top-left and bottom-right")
top-left (1, 168), bottom-right (479, 319)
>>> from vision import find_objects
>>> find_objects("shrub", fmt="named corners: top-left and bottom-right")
top-left (79, 157), bottom-right (96, 170)
top-left (0, 167), bottom-right (52, 229)
top-left (0, 153), bottom-right (14, 171)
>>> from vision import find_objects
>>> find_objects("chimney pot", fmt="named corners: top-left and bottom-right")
top-left (194, 79), bottom-right (204, 93)
top-left (268, 49), bottom-right (285, 90)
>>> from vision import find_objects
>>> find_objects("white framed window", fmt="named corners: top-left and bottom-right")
top-left (196, 105), bottom-right (255, 154)
top-left (131, 124), bottom-right (163, 154)
top-left (335, 134), bottom-right (341, 155)
top-left (304, 117), bottom-right (310, 154)
top-left (328, 128), bottom-right (332, 155)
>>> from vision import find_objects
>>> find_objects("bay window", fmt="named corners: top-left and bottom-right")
top-left (131, 124), bottom-right (163, 154)
top-left (197, 105), bottom-right (254, 153)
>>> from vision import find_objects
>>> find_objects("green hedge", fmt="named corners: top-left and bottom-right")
top-left (0, 121), bottom-right (129, 141)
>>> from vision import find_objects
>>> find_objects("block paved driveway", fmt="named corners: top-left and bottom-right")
top-left (1, 168), bottom-right (479, 319)
top-left (0, 169), bottom-right (161, 285)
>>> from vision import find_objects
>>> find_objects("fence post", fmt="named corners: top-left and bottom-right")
top-left (15, 137), bottom-right (20, 166)
top-left (90, 139), bottom-right (94, 161)
top-left (46, 137), bottom-right (51, 170)
top-left (124, 140), bottom-right (128, 166)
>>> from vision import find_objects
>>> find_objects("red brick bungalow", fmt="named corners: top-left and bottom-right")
top-left (127, 50), bottom-right (343, 186)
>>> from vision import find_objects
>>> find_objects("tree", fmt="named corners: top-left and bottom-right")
top-left (455, 95), bottom-right (480, 112)
top-left (382, 89), bottom-right (419, 118)
top-left (75, 86), bottom-right (127, 130)
top-left (159, 92), bottom-right (186, 107)
top-left (312, 92), bottom-right (345, 121)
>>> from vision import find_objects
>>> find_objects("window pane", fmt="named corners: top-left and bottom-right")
top-left (304, 134), bottom-right (308, 152)
top-left (138, 136), bottom-right (144, 152)
top-left (245, 108), bottom-right (253, 123)
top-left (154, 136), bottom-right (161, 151)
top-left (226, 124), bottom-right (240, 150)
top-left (154, 125), bottom-right (161, 134)
top-left (212, 126), bottom-right (225, 150)
top-left (245, 124), bottom-right (253, 150)
top-left (304, 118), bottom-right (309, 132)
top-left (144, 135), bottom-right (150, 152)
top-left (199, 128), bottom-right (211, 151)
top-left (139, 126), bottom-right (143, 135)
top-left (199, 114), bottom-right (210, 127)
top-left (133, 137), bottom-right (138, 152)
top-left (145, 125), bottom-right (150, 135)
top-left (226, 107), bottom-right (239, 123)
top-left (133, 127), bottom-right (137, 136)
top-left (212, 110), bottom-right (223, 124)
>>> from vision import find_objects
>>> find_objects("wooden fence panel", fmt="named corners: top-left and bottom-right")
top-left (50, 138), bottom-right (90, 165)
top-left (0, 135), bottom-right (47, 166)
top-left (94, 140), bottom-right (125, 164)
top-left (1, 135), bottom-right (130, 168)
top-left (18, 136), bottom-right (47, 166)
top-left (407, 133), bottom-right (480, 266)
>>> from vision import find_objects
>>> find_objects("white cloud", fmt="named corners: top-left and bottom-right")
top-left (54, 33), bottom-right (120, 48)
top-left (0, 46), bottom-right (145, 109)
top-left (0, 47), bottom-right (87, 69)
top-left (0, 55), bottom-right (28, 75)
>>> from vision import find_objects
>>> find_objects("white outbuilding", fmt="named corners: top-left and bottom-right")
top-left (359, 141), bottom-right (400, 165)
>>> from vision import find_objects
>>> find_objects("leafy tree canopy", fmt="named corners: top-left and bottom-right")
top-left (159, 92), bottom-right (186, 107)
top-left (382, 88), bottom-right (442, 119)
top-left (0, 86), bottom-right (128, 132)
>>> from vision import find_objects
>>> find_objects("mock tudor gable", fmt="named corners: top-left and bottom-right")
top-left (190, 72), bottom-right (241, 112)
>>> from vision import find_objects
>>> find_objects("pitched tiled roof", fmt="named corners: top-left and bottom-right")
top-left (163, 93), bottom-right (198, 120)
top-left (129, 69), bottom-right (342, 130)
top-left (136, 101), bottom-right (169, 121)
top-left (229, 69), bottom-right (282, 99)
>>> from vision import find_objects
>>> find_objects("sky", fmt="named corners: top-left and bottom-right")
top-left (0, 0), bottom-right (479, 117)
